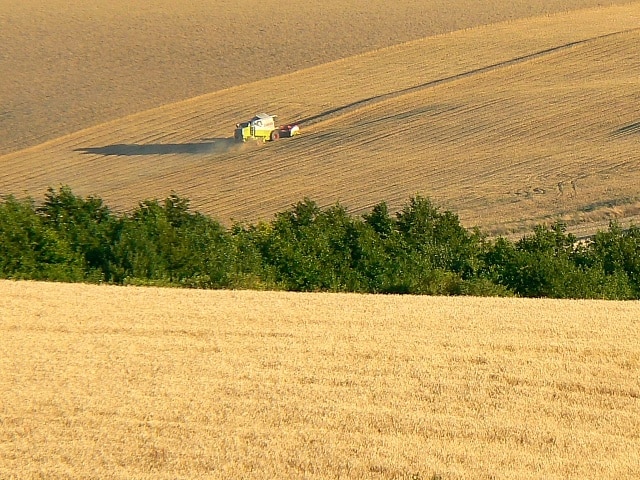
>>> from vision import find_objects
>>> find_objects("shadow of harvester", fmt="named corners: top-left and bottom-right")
top-left (74, 138), bottom-right (239, 156)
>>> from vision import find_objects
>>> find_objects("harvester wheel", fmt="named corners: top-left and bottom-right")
top-left (270, 130), bottom-right (280, 141)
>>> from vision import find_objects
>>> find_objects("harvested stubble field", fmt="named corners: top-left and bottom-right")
top-left (1, 0), bottom-right (635, 154)
top-left (1, 1), bottom-right (639, 235)
top-left (1, 280), bottom-right (639, 479)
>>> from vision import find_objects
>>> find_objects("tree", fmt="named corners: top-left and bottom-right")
top-left (111, 195), bottom-right (233, 287)
top-left (37, 186), bottom-right (116, 281)
top-left (0, 194), bottom-right (85, 281)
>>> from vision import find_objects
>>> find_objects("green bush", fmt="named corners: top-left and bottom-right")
top-left (111, 194), bottom-right (234, 287)
top-left (0, 194), bottom-right (85, 281)
top-left (0, 187), bottom-right (638, 298)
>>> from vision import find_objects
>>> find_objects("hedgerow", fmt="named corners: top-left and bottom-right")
top-left (1, 187), bottom-right (638, 299)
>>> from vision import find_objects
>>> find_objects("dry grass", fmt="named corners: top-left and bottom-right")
top-left (1, 279), bottom-right (639, 479)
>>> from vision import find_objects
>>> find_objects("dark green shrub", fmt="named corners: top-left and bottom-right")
top-left (37, 186), bottom-right (116, 281)
top-left (1, 188), bottom-right (638, 298)
top-left (0, 194), bottom-right (85, 281)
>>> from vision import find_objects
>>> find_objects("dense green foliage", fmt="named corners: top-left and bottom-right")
top-left (1, 187), bottom-right (639, 298)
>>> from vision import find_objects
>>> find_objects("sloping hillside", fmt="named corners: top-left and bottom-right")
top-left (1, 3), bottom-right (638, 235)
top-left (1, 0), bottom-right (634, 154)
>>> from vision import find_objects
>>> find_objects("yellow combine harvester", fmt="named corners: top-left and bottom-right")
top-left (234, 113), bottom-right (300, 142)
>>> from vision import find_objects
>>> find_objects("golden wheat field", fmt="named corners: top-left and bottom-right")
top-left (1, 1), bottom-right (639, 235)
top-left (1, 279), bottom-right (639, 479)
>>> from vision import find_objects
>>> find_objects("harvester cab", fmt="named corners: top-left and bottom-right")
top-left (234, 113), bottom-right (300, 142)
